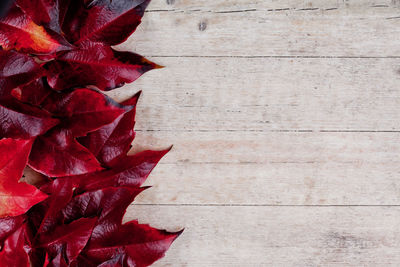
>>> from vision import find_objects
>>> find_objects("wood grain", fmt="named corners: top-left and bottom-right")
top-left (126, 206), bottom-right (400, 266)
top-left (130, 131), bottom-right (400, 205)
top-left (117, 0), bottom-right (400, 57)
top-left (116, 0), bottom-right (400, 265)
top-left (109, 57), bottom-right (400, 131)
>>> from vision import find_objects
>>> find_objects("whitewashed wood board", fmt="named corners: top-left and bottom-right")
top-left (126, 206), bottom-right (400, 266)
top-left (116, 0), bottom-right (400, 266)
top-left (118, 0), bottom-right (400, 57)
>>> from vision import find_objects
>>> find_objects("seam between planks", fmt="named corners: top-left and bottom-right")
top-left (142, 55), bottom-right (400, 59)
top-left (132, 204), bottom-right (400, 207)
top-left (136, 130), bottom-right (400, 133)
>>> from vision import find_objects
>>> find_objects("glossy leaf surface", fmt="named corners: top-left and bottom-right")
top-left (78, 92), bottom-right (140, 166)
top-left (0, 215), bottom-right (25, 242)
top-left (63, 0), bottom-right (150, 45)
top-left (12, 78), bottom-right (53, 106)
top-left (0, 50), bottom-right (44, 97)
top-left (0, 139), bottom-right (48, 217)
top-left (16, 0), bottom-right (71, 33)
top-left (29, 129), bottom-right (103, 177)
top-left (71, 149), bottom-right (170, 193)
top-left (0, 227), bottom-right (30, 267)
top-left (0, 5), bottom-right (70, 55)
top-left (36, 218), bottom-right (96, 262)
top-left (47, 44), bottom-right (158, 91)
top-left (83, 220), bottom-right (182, 266)
top-left (42, 88), bottom-right (127, 136)
top-left (0, 98), bottom-right (58, 139)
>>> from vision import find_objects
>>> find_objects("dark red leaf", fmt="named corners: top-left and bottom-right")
top-left (29, 129), bottom-right (104, 177)
top-left (29, 89), bottom-right (126, 176)
top-left (36, 218), bottom-right (96, 262)
top-left (42, 88), bottom-right (127, 136)
top-left (46, 43), bottom-right (158, 91)
top-left (47, 253), bottom-right (68, 267)
top-left (0, 215), bottom-right (25, 242)
top-left (63, 187), bottom-right (146, 225)
top-left (0, 139), bottom-right (48, 217)
top-left (72, 149), bottom-right (170, 193)
top-left (0, 226), bottom-right (30, 267)
top-left (63, 0), bottom-right (150, 45)
top-left (78, 92), bottom-right (141, 167)
top-left (16, 0), bottom-right (71, 33)
top-left (0, 5), bottom-right (71, 55)
top-left (97, 254), bottom-right (125, 267)
top-left (36, 179), bottom-right (74, 234)
top-left (12, 78), bottom-right (53, 106)
top-left (0, 50), bottom-right (44, 98)
top-left (83, 220), bottom-right (182, 266)
top-left (0, 98), bottom-right (59, 139)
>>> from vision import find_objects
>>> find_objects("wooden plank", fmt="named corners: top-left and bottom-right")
top-left (131, 131), bottom-right (400, 205)
top-left (117, 1), bottom-right (400, 57)
top-left (126, 206), bottom-right (400, 266)
top-left (107, 57), bottom-right (400, 131)
top-left (147, 0), bottom-right (400, 12)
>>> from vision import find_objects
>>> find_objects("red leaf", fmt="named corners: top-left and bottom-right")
top-left (83, 220), bottom-right (182, 266)
top-left (29, 89), bottom-right (126, 176)
top-left (0, 5), bottom-right (71, 55)
top-left (0, 50), bottom-right (44, 97)
top-left (29, 129), bottom-right (103, 177)
top-left (46, 43), bottom-right (158, 91)
top-left (97, 255), bottom-right (125, 267)
top-left (42, 88), bottom-right (127, 136)
top-left (63, 187), bottom-right (145, 225)
top-left (73, 149), bottom-right (170, 193)
top-left (36, 218), bottom-right (96, 262)
top-left (63, 0), bottom-right (150, 45)
top-left (16, 0), bottom-right (71, 33)
top-left (0, 226), bottom-right (30, 267)
top-left (0, 98), bottom-right (59, 139)
top-left (0, 215), bottom-right (25, 242)
top-left (0, 139), bottom-right (48, 217)
top-left (36, 179), bottom-right (74, 234)
top-left (12, 78), bottom-right (53, 106)
top-left (47, 253), bottom-right (68, 267)
top-left (78, 92), bottom-right (141, 167)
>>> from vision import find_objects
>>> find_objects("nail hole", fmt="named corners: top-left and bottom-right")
top-left (198, 21), bottom-right (207, 31)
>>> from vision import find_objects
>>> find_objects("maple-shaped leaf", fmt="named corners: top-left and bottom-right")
top-left (46, 43), bottom-right (158, 91)
top-left (78, 92), bottom-right (141, 167)
top-left (11, 78), bottom-right (53, 106)
top-left (63, 0), bottom-right (150, 46)
top-left (29, 129), bottom-right (104, 177)
top-left (71, 149), bottom-right (170, 194)
top-left (0, 5), bottom-right (71, 55)
top-left (82, 220), bottom-right (182, 266)
top-left (42, 88), bottom-right (127, 136)
top-left (0, 50), bottom-right (44, 98)
top-left (0, 139), bottom-right (48, 217)
top-left (0, 98), bottom-right (59, 139)
top-left (16, 0), bottom-right (71, 33)
top-left (36, 218), bottom-right (96, 262)
top-left (0, 226), bottom-right (30, 267)
top-left (0, 215), bottom-right (25, 243)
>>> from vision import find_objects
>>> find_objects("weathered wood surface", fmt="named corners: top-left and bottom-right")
top-left (127, 206), bottom-right (400, 266)
top-left (110, 57), bottom-right (400, 131)
top-left (118, 0), bottom-right (400, 266)
top-left (118, 0), bottom-right (400, 57)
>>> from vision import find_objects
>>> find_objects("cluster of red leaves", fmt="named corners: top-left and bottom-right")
top-left (0, 0), bottom-right (181, 266)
